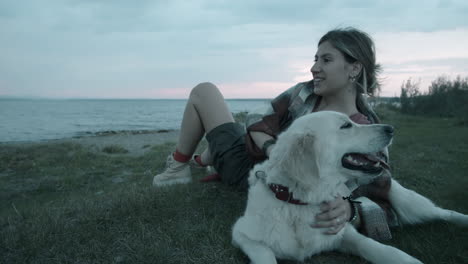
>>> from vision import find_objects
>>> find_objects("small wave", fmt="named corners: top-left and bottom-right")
top-left (73, 129), bottom-right (176, 138)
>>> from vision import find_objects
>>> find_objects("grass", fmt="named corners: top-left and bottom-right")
top-left (102, 145), bottom-right (129, 154)
top-left (1, 107), bottom-right (468, 264)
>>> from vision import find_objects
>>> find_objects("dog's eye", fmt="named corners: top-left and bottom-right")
top-left (340, 122), bottom-right (352, 129)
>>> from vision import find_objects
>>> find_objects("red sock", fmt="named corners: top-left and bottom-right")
top-left (194, 154), bottom-right (206, 167)
top-left (199, 173), bottom-right (221, 182)
top-left (173, 149), bottom-right (191, 163)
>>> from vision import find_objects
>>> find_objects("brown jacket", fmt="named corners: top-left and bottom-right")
top-left (244, 80), bottom-right (398, 241)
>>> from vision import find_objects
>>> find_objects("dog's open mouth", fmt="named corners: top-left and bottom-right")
top-left (342, 152), bottom-right (390, 173)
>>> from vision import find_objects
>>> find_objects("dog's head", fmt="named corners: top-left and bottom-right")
top-left (268, 111), bottom-right (392, 188)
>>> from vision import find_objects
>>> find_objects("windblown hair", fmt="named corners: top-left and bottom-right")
top-left (318, 27), bottom-right (382, 123)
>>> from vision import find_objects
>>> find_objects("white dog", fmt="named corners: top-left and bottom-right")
top-left (232, 111), bottom-right (468, 264)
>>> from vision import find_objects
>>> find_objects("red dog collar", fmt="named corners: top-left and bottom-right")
top-left (268, 183), bottom-right (309, 205)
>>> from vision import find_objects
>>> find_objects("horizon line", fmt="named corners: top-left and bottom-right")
top-left (0, 95), bottom-right (400, 100)
top-left (0, 96), bottom-right (274, 100)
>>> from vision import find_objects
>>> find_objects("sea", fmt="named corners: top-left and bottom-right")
top-left (0, 98), bottom-right (271, 143)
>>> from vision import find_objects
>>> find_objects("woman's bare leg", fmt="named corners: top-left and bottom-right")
top-left (176, 82), bottom-right (234, 159)
top-left (153, 82), bottom-right (234, 186)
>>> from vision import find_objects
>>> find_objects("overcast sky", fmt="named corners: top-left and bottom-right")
top-left (1, 0), bottom-right (468, 99)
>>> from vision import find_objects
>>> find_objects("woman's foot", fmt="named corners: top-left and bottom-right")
top-left (189, 154), bottom-right (208, 169)
top-left (153, 154), bottom-right (192, 187)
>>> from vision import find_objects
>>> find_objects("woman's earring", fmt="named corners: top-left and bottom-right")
top-left (349, 75), bottom-right (356, 83)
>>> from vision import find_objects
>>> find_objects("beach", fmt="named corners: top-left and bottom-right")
top-left (0, 129), bottom-right (181, 156)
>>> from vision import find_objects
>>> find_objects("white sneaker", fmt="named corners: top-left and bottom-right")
top-left (189, 154), bottom-right (207, 169)
top-left (153, 154), bottom-right (191, 187)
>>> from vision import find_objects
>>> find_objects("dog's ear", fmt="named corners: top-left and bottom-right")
top-left (270, 132), bottom-right (321, 185)
top-left (288, 133), bottom-right (315, 155)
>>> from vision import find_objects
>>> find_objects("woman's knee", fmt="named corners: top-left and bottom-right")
top-left (190, 82), bottom-right (221, 103)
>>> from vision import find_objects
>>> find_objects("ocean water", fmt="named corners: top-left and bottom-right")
top-left (0, 99), bottom-right (270, 143)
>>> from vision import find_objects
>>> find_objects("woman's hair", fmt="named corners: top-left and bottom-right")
top-left (318, 27), bottom-right (381, 123)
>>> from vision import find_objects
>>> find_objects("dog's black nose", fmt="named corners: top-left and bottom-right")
top-left (384, 125), bottom-right (394, 135)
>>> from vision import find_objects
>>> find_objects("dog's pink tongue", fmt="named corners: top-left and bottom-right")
top-left (363, 154), bottom-right (390, 170)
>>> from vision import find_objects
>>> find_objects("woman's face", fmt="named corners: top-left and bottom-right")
top-left (310, 41), bottom-right (355, 96)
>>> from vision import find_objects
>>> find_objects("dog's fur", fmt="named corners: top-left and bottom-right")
top-left (232, 111), bottom-right (468, 264)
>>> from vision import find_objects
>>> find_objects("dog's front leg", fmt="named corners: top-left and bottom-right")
top-left (338, 225), bottom-right (422, 264)
top-left (232, 228), bottom-right (277, 264)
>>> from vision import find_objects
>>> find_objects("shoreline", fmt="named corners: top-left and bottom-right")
top-left (0, 112), bottom-right (248, 156)
top-left (0, 129), bottom-right (181, 156)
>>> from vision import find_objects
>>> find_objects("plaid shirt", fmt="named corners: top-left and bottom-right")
top-left (244, 80), bottom-right (398, 241)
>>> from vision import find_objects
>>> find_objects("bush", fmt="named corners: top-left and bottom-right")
top-left (233, 111), bottom-right (248, 124)
top-left (400, 75), bottom-right (468, 124)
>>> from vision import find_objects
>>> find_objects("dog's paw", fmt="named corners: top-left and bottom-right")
top-left (446, 210), bottom-right (468, 226)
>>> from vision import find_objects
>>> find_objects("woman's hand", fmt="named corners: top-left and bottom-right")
top-left (311, 196), bottom-right (352, 234)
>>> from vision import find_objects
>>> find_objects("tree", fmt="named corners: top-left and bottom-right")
top-left (400, 78), bottom-right (421, 114)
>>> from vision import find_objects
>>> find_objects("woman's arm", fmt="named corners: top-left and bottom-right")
top-left (249, 131), bottom-right (275, 157)
top-left (313, 197), bottom-right (362, 234)
top-left (352, 177), bottom-right (397, 241)
top-left (244, 83), bottom-right (304, 161)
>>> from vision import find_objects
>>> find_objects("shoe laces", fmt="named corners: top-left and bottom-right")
top-left (166, 154), bottom-right (175, 167)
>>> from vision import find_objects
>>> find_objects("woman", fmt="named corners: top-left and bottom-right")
top-left (153, 27), bottom-right (398, 241)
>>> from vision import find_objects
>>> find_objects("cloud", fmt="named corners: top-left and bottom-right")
top-left (0, 0), bottom-right (468, 98)
top-left (203, 0), bottom-right (468, 32)
top-left (380, 57), bottom-right (468, 96)
top-left (3, 0), bottom-right (467, 33)
top-left (376, 29), bottom-right (468, 63)
top-left (373, 28), bottom-right (468, 96)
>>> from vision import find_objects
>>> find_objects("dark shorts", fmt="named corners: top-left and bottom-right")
top-left (205, 122), bottom-right (255, 191)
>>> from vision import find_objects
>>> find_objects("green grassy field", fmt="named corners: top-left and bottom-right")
top-left (1, 107), bottom-right (467, 264)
